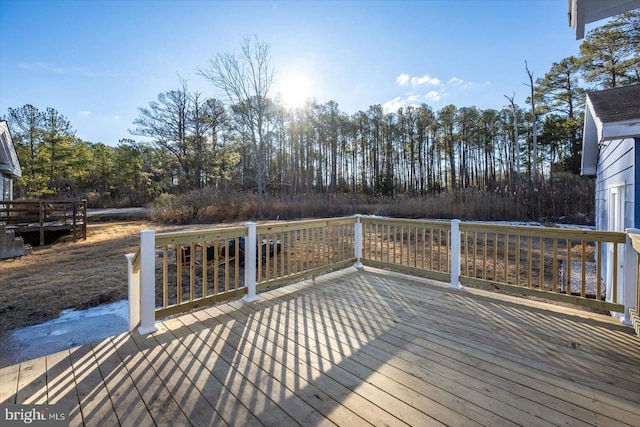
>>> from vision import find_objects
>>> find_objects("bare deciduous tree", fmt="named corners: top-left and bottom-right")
top-left (504, 92), bottom-right (520, 184)
top-left (525, 60), bottom-right (538, 184)
top-left (199, 35), bottom-right (274, 216)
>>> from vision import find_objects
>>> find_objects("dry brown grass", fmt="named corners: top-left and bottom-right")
top-left (0, 220), bottom-right (188, 333)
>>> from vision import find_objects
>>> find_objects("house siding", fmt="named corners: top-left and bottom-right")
top-left (635, 137), bottom-right (640, 228)
top-left (595, 137), bottom-right (636, 304)
top-left (595, 137), bottom-right (635, 232)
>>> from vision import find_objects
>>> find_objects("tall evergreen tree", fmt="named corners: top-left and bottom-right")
top-left (579, 10), bottom-right (640, 88)
top-left (535, 56), bottom-right (585, 174)
top-left (7, 104), bottom-right (44, 196)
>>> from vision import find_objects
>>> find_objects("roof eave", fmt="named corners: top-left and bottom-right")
top-left (601, 120), bottom-right (640, 141)
top-left (569, 0), bottom-right (640, 39)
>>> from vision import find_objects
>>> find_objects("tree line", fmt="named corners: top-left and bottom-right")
top-left (5, 12), bottom-right (638, 218)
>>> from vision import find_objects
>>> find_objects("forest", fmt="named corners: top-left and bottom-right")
top-left (4, 12), bottom-right (639, 223)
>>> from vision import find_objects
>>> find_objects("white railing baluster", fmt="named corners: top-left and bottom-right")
top-left (139, 229), bottom-right (158, 334)
top-left (243, 222), bottom-right (258, 303)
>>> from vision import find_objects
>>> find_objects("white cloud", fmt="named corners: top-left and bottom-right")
top-left (19, 62), bottom-right (67, 74)
top-left (396, 73), bottom-right (410, 85)
top-left (425, 91), bottom-right (441, 101)
top-left (382, 97), bottom-right (404, 113)
top-left (411, 74), bottom-right (440, 86)
top-left (388, 73), bottom-right (447, 112)
top-left (383, 93), bottom-right (436, 113)
top-left (396, 73), bottom-right (441, 87)
top-left (448, 77), bottom-right (475, 89)
top-left (78, 111), bottom-right (91, 116)
top-left (18, 62), bottom-right (124, 77)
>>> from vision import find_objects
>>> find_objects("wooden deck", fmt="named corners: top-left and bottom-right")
top-left (1, 199), bottom-right (87, 246)
top-left (1, 267), bottom-right (640, 426)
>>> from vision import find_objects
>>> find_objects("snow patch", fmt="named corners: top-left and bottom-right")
top-left (8, 300), bottom-right (129, 363)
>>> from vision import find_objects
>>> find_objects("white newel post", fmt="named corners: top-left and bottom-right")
top-left (138, 229), bottom-right (158, 334)
top-left (125, 253), bottom-right (140, 331)
top-left (354, 214), bottom-right (364, 269)
top-left (243, 222), bottom-right (258, 303)
top-left (622, 228), bottom-right (640, 325)
top-left (450, 219), bottom-right (462, 289)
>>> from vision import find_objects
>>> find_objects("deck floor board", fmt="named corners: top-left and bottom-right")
top-left (2, 266), bottom-right (640, 426)
top-left (222, 296), bottom-right (514, 426)
top-left (261, 274), bottom-right (629, 426)
top-left (109, 333), bottom-right (191, 427)
top-left (310, 275), bottom-right (640, 396)
top-left (257, 280), bottom-right (585, 426)
top-left (45, 349), bottom-right (84, 426)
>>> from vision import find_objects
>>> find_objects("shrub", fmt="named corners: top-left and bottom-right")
top-left (148, 176), bottom-right (595, 225)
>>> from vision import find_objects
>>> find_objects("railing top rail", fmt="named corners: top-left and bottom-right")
top-left (360, 216), bottom-right (451, 229)
top-left (1, 199), bottom-right (87, 204)
top-left (628, 232), bottom-right (640, 253)
top-left (131, 248), bottom-right (141, 273)
top-left (256, 216), bottom-right (356, 233)
top-left (155, 225), bottom-right (247, 246)
top-left (460, 222), bottom-right (626, 242)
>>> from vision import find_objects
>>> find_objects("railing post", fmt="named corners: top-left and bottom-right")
top-left (39, 201), bottom-right (44, 246)
top-left (354, 214), bottom-right (364, 269)
top-left (72, 201), bottom-right (78, 242)
top-left (138, 229), bottom-right (158, 334)
top-left (125, 253), bottom-right (140, 331)
top-left (622, 228), bottom-right (640, 325)
top-left (450, 219), bottom-right (462, 289)
top-left (82, 199), bottom-right (87, 240)
top-left (243, 222), bottom-right (258, 303)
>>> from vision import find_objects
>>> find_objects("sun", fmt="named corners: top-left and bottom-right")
top-left (277, 74), bottom-right (314, 109)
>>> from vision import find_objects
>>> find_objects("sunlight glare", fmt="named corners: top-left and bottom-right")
top-left (278, 74), bottom-right (314, 109)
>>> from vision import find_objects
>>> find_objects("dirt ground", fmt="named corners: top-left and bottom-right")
top-left (0, 220), bottom-right (184, 334)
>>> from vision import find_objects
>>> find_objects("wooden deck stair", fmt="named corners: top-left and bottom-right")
top-left (1, 267), bottom-right (639, 426)
top-left (0, 222), bottom-right (30, 259)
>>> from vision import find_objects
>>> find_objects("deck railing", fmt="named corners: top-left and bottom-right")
top-left (358, 216), bottom-right (628, 312)
top-left (127, 217), bottom-right (358, 333)
top-left (458, 222), bottom-right (627, 312)
top-left (360, 216), bottom-right (452, 282)
top-left (0, 199), bottom-right (87, 245)
top-left (625, 229), bottom-right (640, 338)
top-left (128, 215), bottom-right (638, 335)
top-left (255, 218), bottom-right (356, 289)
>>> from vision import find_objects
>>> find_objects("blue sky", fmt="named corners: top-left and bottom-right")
top-left (1, 0), bottom-right (590, 146)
